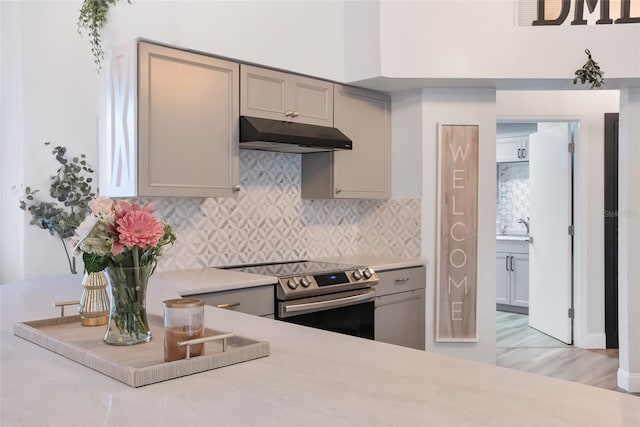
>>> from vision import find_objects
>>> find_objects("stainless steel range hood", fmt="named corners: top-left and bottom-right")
top-left (239, 116), bottom-right (352, 153)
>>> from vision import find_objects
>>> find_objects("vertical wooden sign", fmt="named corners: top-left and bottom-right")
top-left (436, 124), bottom-right (479, 342)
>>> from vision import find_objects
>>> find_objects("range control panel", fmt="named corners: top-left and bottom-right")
top-left (277, 267), bottom-right (378, 300)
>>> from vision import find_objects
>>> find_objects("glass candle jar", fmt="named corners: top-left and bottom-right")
top-left (163, 298), bottom-right (205, 362)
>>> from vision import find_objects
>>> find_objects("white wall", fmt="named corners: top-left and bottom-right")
top-left (1, 1), bottom-right (101, 282)
top-left (103, 1), bottom-right (346, 81)
top-left (391, 90), bottom-right (422, 199)
top-left (421, 89), bottom-right (497, 364)
top-left (617, 87), bottom-right (640, 392)
top-left (496, 90), bottom-right (620, 349)
top-left (344, 0), bottom-right (381, 83)
top-left (376, 1), bottom-right (640, 82)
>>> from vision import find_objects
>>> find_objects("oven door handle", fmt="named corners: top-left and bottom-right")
top-left (283, 289), bottom-right (375, 314)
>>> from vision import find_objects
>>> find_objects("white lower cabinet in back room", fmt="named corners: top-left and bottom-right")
top-left (189, 285), bottom-right (275, 318)
top-left (496, 240), bottom-right (529, 310)
top-left (374, 266), bottom-right (426, 350)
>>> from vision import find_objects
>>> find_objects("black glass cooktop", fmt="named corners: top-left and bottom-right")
top-left (221, 260), bottom-right (360, 278)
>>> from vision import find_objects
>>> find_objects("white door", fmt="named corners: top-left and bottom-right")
top-left (528, 123), bottom-right (573, 344)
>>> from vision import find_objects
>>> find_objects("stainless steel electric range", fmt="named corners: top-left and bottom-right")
top-left (223, 260), bottom-right (379, 339)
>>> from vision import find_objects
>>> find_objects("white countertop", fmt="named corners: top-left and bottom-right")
top-left (314, 254), bottom-right (426, 271)
top-left (153, 255), bottom-right (426, 295)
top-left (153, 267), bottom-right (277, 295)
top-left (496, 235), bottom-right (530, 242)
top-left (1, 273), bottom-right (639, 426)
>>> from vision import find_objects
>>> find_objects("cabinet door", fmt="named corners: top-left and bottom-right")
top-left (240, 65), bottom-right (333, 127)
top-left (301, 85), bottom-right (391, 199)
top-left (375, 289), bottom-right (425, 350)
top-left (519, 136), bottom-right (529, 161)
top-left (290, 75), bottom-right (333, 127)
top-left (496, 253), bottom-right (510, 304)
top-left (138, 43), bottom-right (239, 197)
top-left (496, 137), bottom-right (520, 163)
top-left (510, 253), bottom-right (529, 307)
top-left (333, 84), bottom-right (391, 199)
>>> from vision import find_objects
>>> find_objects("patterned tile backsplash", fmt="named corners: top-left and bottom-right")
top-left (496, 162), bottom-right (530, 235)
top-left (149, 150), bottom-right (421, 271)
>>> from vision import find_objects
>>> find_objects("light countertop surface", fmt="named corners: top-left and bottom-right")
top-left (496, 235), bottom-right (530, 242)
top-left (314, 254), bottom-right (426, 271)
top-left (152, 255), bottom-right (426, 295)
top-left (1, 272), bottom-right (639, 426)
top-left (153, 267), bottom-right (277, 295)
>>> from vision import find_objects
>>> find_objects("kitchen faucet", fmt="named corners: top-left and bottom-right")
top-left (518, 217), bottom-right (530, 234)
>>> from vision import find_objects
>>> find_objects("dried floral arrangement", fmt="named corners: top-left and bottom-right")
top-left (573, 49), bottom-right (605, 89)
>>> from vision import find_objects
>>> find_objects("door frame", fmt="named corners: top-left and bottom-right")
top-left (496, 117), bottom-right (579, 346)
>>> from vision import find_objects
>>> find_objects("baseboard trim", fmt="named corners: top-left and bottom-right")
top-left (496, 304), bottom-right (528, 315)
top-left (617, 369), bottom-right (640, 393)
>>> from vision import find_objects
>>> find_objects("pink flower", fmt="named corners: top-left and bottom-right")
top-left (114, 200), bottom-right (155, 218)
top-left (89, 197), bottom-right (115, 216)
top-left (112, 210), bottom-right (165, 256)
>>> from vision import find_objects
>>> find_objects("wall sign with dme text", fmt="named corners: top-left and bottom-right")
top-left (436, 124), bottom-right (479, 342)
top-left (520, 0), bottom-right (640, 26)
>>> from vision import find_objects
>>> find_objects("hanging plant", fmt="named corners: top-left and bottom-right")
top-left (573, 49), bottom-right (605, 89)
top-left (78, 0), bottom-right (130, 71)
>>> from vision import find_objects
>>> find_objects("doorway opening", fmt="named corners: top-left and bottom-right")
top-left (603, 113), bottom-right (619, 349)
top-left (495, 121), bottom-right (576, 347)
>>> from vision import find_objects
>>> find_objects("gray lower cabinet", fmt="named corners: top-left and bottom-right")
top-left (496, 240), bottom-right (529, 308)
top-left (374, 266), bottom-right (425, 350)
top-left (301, 84), bottom-right (391, 199)
top-left (104, 41), bottom-right (240, 198)
top-left (190, 285), bottom-right (275, 318)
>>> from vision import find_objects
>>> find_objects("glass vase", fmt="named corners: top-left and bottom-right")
top-left (103, 265), bottom-right (153, 345)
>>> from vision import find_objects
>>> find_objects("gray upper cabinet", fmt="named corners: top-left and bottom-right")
top-left (240, 64), bottom-right (333, 127)
top-left (301, 84), bottom-right (391, 199)
top-left (104, 41), bottom-right (240, 198)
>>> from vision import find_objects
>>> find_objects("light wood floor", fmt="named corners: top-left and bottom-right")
top-left (495, 311), bottom-right (637, 396)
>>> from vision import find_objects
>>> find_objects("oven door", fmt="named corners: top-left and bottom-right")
top-left (277, 288), bottom-right (375, 339)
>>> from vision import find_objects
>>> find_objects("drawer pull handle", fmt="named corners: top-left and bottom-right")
top-left (216, 302), bottom-right (241, 309)
top-left (394, 278), bottom-right (410, 283)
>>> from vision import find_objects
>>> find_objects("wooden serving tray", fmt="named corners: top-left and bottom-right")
top-left (13, 314), bottom-right (269, 388)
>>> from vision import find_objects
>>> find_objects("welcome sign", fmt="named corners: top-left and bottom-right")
top-left (436, 125), bottom-right (479, 342)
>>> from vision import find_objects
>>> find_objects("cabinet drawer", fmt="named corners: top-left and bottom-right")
top-left (374, 266), bottom-right (426, 297)
top-left (496, 240), bottom-right (529, 254)
top-left (191, 285), bottom-right (275, 317)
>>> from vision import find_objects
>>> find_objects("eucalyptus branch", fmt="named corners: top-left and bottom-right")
top-left (18, 142), bottom-right (96, 274)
